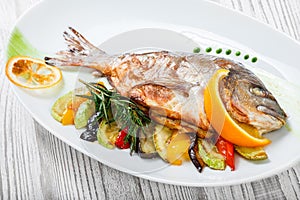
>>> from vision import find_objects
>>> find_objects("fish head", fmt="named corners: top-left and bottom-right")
top-left (219, 69), bottom-right (287, 133)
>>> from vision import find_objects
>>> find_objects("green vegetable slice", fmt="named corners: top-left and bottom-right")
top-left (97, 119), bottom-right (120, 149)
top-left (51, 91), bottom-right (73, 122)
top-left (74, 100), bottom-right (95, 129)
top-left (153, 124), bottom-right (173, 161)
top-left (198, 139), bottom-right (225, 170)
top-left (235, 146), bottom-right (268, 160)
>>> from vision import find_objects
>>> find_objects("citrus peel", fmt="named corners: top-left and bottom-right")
top-left (6, 56), bottom-right (62, 89)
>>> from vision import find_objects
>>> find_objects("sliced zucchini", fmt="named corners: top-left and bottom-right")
top-left (51, 91), bottom-right (73, 122)
top-left (74, 100), bottom-right (95, 129)
top-left (138, 123), bottom-right (157, 158)
top-left (235, 146), bottom-right (268, 160)
top-left (198, 139), bottom-right (225, 170)
top-left (139, 136), bottom-right (157, 159)
top-left (153, 124), bottom-right (173, 161)
top-left (97, 119), bottom-right (120, 149)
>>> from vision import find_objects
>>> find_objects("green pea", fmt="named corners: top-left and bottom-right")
top-left (206, 47), bottom-right (212, 53)
top-left (244, 54), bottom-right (250, 60)
top-left (252, 57), bottom-right (258, 63)
top-left (216, 48), bottom-right (222, 54)
top-left (193, 47), bottom-right (201, 53)
top-left (235, 51), bottom-right (241, 56)
top-left (225, 49), bottom-right (232, 55)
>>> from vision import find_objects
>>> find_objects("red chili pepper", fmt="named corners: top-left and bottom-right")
top-left (115, 127), bottom-right (130, 149)
top-left (216, 137), bottom-right (235, 171)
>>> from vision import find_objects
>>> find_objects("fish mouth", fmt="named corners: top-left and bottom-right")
top-left (249, 85), bottom-right (287, 124)
top-left (256, 105), bottom-right (287, 124)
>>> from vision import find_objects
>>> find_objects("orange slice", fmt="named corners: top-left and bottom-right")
top-left (6, 56), bottom-right (62, 89)
top-left (204, 69), bottom-right (271, 147)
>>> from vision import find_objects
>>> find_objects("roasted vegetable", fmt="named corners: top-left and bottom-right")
top-left (216, 137), bottom-right (235, 170)
top-left (78, 80), bottom-right (151, 155)
top-left (166, 132), bottom-right (191, 165)
top-left (51, 91), bottom-right (73, 122)
top-left (80, 112), bottom-right (101, 142)
top-left (188, 134), bottom-right (205, 173)
top-left (97, 119), bottom-right (119, 149)
top-left (138, 124), bottom-right (157, 159)
top-left (74, 100), bottom-right (95, 129)
top-left (61, 106), bottom-right (74, 125)
top-left (153, 124), bottom-right (173, 161)
top-left (235, 146), bottom-right (268, 160)
top-left (152, 124), bottom-right (191, 165)
top-left (198, 139), bottom-right (225, 170)
top-left (139, 137), bottom-right (157, 158)
top-left (115, 127), bottom-right (130, 149)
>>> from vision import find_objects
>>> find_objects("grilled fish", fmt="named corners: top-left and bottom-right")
top-left (45, 27), bottom-right (287, 135)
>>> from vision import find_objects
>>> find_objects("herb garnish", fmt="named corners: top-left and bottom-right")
top-left (77, 80), bottom-right (151, 155)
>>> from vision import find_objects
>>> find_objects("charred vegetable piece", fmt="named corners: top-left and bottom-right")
top-left (138, 125), bottom-right (157, 159)
top-left (139, 136), bottom-right (157, 158)
top-left (198, 139), bottom-right (225, 170)
top-left (115, 127), bottom-right (131, 149)
top-left (235, 146), bottom-right (268, 160)
top-left (216, 137), bottom-right (235, 170)
top-left (188, 134), bottom-right (205, 173)
top-left (86, 112), bottom-right (101, 131)
top-left (80, 112), bottom-right (101, 142)
top-left (153, 124), bottom-right (173, 161)
top-left (134, 134), bottom-right (140, 154)
top-left (97, 119), bottom-right (119, 149)
top-left (80, 130), bottom-right (97, 142)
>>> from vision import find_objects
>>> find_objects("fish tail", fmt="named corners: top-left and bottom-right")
top-left (45, 27), bottom-right (107, 68)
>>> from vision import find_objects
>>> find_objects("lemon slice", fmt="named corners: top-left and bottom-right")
top-left (6, 56), bottom-right (62, 89)
top-left (204, 69), bottom-right (271, 147)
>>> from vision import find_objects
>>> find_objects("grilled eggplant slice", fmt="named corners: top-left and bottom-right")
top-left (188, 134), bottom-right (205, 173)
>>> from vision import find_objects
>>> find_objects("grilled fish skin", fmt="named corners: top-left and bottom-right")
top-left (45, 27), bottom-right (287, 134)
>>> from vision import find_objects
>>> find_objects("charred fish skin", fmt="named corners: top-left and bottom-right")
top-left (45, 27), bottom-right (287, 134)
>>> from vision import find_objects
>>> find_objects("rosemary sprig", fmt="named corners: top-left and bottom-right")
top-left (78, 79), bottom-right (151, 155)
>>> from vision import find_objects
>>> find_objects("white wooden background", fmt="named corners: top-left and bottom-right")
top-left (1, 0), bottom-right (300, 199)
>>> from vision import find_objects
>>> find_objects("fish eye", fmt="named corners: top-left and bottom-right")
top-left (249, 86), bottom-right (267, 97)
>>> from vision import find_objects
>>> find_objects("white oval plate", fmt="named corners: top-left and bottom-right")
top-left (6, 0), bottom-right (300, 186)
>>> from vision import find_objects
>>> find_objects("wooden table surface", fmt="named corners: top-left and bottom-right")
top-left (1, 0), bottom-right (300, 199)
